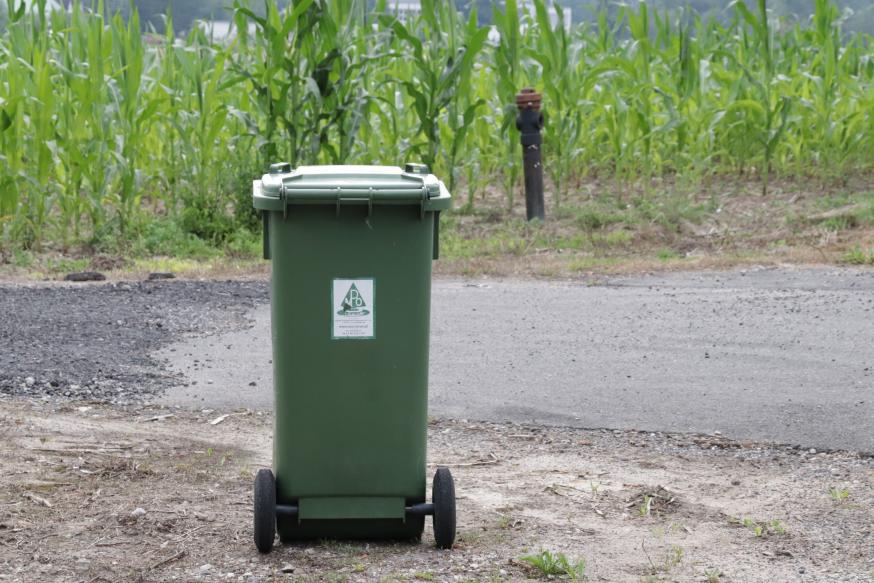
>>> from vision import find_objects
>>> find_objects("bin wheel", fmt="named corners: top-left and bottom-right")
top-left (253, 468), bottom-right (276, 553)
top-left (432, 467), bottom-right (456, 549)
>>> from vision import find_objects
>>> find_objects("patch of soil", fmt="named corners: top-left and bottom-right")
top-left (0, 399), bottom-right (871, 582)
top-left (88, 255), bottom-right (131, 272)
top-left (623, 486), bottom-right (681, 518)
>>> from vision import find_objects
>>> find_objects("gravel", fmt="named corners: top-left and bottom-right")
top-left (0, 280), bottom-right (267, 403)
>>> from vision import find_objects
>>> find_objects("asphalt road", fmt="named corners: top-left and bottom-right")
top-left (157, 267), bottom-right (874, 452)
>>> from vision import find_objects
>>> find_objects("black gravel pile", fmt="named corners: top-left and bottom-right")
top-left (0, 280), bottom-right (268, 403)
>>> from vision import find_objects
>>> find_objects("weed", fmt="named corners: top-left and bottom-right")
top-left (574, 206), bottom-right (625, 231)
top-left (132, 257), bottom-right (215, 275)
top-left (657, 248), bottom-right (681, 261)
top-left (566, 257), bottom-right (621, 272)
top-left (704, 568), bottom-right (723, 581)
top-left (734, 517), bottom-right (787, 537)
top-left (11, 249), bottom-right (33, 268)
top-left (638, 495), bottom-right (654, 517)
top-left (225, 228), bottom-right (261, 259)
top-left (642, 541), bottom-right (685, 577)
top-left (843, 247), bottom-right (874, 265)
top-left (413, 573), bottom-right (434, 581)
top-left (43, 257), bottom-right (90, 275)
top-left (456, 530), bottom-right (483, 545)
top-left (591, 230), bottom-right (634, 247)
top-left (667, 545), bottom-right (684, 569)
top-left (132, 218), bottom-right (222, 259)
top-left (822, 217), bottom-right (852, 231)
top-left (520, 549), bottom-right (587, 581)
top-left (829, 487), bottom-right (851, 502)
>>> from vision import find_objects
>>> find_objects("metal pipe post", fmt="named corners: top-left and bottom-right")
top-left (515, 88), bottom-right (545, 221)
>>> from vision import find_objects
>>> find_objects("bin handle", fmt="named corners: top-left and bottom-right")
top-left (420, 186), bottom-right (428, 220)
top-left (335, 195), bottom-right (373, 218)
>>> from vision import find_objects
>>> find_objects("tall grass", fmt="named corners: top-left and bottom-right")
top-left (1, 0), bottom-right (873, 252)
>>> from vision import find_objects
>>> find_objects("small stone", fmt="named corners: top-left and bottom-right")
top-left (130, 507), bottom-right (147, 519)
top-left (25, 377), bottom-right (35, 387)
top-left (249, 381), bottom-right (257, 387)
top-left (731, 479), bottom-right (741, 486)
top-left (280, 564), bottom-right (294, 573)
top-left (199, 564), bottom-right (213, 572)
top-left (809, 448), bottom-right (817, 454)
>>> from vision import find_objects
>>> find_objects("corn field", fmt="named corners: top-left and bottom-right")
top-left (1, 0), bottom-right (873, 251)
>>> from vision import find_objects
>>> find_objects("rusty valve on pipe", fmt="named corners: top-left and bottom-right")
top-left (515, 88), bottom-right (545, 221)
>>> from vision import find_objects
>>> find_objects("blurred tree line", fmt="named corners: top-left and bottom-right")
top-left (575, 0), bottom-right (874, 34)
top-left (103, 0), bottom-right (231, 32)
top-left (463, 0), bottom-right (874, 34)
top-left (3, 1), bottom-right (873, 36)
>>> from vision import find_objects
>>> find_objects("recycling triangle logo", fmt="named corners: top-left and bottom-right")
top-left (338, 283), bottom-right (369, 316)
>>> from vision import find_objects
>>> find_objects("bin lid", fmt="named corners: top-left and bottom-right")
top-left (253, 164), bottom-right (452, 212)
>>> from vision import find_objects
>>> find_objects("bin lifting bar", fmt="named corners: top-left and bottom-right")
top-left (274, 503), bottom-right (435, 519)
top-left (405, 502), bottom-right (435, 516)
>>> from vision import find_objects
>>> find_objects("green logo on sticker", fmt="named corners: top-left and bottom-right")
top-left (338, 283), bottom-right (370, 316)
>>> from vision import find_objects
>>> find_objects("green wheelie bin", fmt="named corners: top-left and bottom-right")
top-left (251, 163), bottom-right (455, 553)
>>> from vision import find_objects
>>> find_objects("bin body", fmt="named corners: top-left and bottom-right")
top-left (253, 165), bottom-right (450, 541)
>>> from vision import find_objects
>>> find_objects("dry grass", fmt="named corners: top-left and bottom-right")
top-left (2, 177), bottom-right (873, 283)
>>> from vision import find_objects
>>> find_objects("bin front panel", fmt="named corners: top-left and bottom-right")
top-left (269, 203), bottom-right (434, 506)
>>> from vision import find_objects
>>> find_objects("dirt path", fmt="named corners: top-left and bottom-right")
top-left (0, 399), bottom-right (871, 582)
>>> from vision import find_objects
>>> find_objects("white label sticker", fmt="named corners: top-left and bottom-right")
top-left (332, 278), bottom-right (375, 339)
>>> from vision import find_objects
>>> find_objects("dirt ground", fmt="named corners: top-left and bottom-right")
top-left (1, 398), bottom-right (871, 583)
